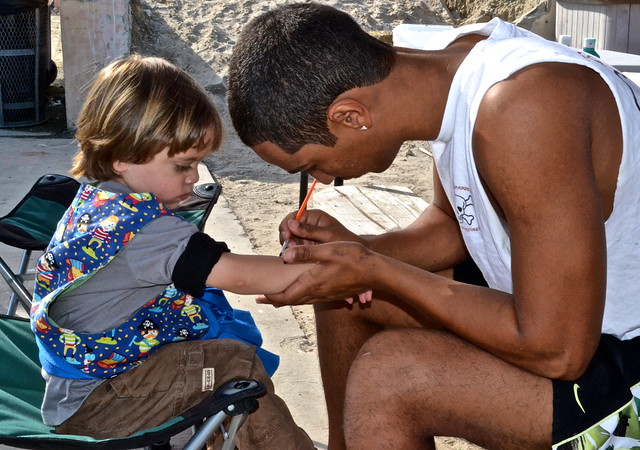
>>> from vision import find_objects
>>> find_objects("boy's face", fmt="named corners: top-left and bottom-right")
top-left (113, 133), bottom-right (213, 209)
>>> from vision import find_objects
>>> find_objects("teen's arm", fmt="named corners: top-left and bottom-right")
top-left (363, 168), bottom-right (468, 272)
top-left (279, 169), bottom-right (467, 274)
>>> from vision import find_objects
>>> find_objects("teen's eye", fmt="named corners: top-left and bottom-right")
top-left (174, 164), bottom-right (192, 172)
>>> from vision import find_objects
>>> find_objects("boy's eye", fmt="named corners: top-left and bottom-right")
top-left (175, 164), bottom-right (192, 172)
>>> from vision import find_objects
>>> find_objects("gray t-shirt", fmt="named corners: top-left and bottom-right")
top-left (41, 181), bottom-right (197, 426)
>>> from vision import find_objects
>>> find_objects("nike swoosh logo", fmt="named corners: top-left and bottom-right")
top-left (574, 383), bottom-right (586, 414)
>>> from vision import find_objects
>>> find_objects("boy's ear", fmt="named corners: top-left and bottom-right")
top-left (328, 98), bottom-right (371, 130)
top-left (112, 160), bottom-right (128, 175)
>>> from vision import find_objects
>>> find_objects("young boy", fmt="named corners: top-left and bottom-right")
top-left (29, 55), bottom-right (314, 449)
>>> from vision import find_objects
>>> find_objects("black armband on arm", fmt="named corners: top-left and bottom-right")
top-left (172, 232), bottom-right (230, 295)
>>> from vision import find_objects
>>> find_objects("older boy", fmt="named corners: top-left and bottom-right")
top-left (228, 3), bottom-right (640, 449)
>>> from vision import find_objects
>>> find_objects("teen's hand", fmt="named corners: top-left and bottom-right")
top-left (261, 241), bottom-right (378, 306)
top-left (278, 209), bottom-right (363, 249)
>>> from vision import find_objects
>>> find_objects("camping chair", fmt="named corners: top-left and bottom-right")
top-left (0, 174), bottom-right (267, 449)
top-left (0, 314), bottom-right (266, 450)
top-left (0, 173), bottom-right (222, 316)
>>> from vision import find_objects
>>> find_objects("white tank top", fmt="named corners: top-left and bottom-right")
top-left (427, 19), bottom-right (640, 340)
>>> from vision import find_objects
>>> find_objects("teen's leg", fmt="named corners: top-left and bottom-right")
top-left (344, 328), bottom-right (552, 450)
top-left (314, 296), bottom-right (441, 450)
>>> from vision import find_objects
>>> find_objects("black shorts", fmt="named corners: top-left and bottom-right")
top-left (453, 259), bottom-right (640, 448)
top-left (552, 334), bottom-right (640, 448)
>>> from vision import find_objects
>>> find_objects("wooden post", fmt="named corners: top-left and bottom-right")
top-left (58, 0), bottom-right (130, 130)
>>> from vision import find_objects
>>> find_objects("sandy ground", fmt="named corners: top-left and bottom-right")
top-left (48, 1), bottom-right (541, 448)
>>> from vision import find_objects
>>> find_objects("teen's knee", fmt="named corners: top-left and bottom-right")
top-left (344, 329), bottom-right (442, 447)
top-left (347, 329), bottom-right (454, 404)
top-left (347, 329), bottom-right (420, 399)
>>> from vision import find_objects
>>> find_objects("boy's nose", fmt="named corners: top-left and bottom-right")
top-left (187, 168), bottom-right (200, 184)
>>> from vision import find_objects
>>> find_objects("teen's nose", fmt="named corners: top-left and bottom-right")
top-left (307, 169), bottom-right (334, 185)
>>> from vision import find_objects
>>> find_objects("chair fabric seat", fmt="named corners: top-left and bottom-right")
top-left (0, 174), bottom-right (81, 251)
top-left (0, 196), bottom-right (70, 250)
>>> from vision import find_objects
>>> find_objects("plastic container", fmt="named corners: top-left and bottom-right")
top-left (583, 37), bottom-right (600, 58)
top-left (0, 0), bottom-right (51, 127)
top-left (393, 24), bottom-right (454, 50)
top-left (558, 35), bottom-right (572, 46)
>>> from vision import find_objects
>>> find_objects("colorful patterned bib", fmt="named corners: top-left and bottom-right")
top-left (30, 185), bottom-right (213, 379)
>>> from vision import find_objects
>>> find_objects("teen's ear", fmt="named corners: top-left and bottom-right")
top-left (328, 98), bottom-right (372, 131)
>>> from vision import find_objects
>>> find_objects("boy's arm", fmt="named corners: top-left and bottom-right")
top-left (171, 231), bottom-right (312, 296)
top-left (206, 253), bottom-right (314, 295)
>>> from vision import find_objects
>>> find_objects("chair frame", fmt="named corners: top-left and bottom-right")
top-left (0, 251), bottom-right (33, 313)
top-left (0, 174), bottom-right (81, 316)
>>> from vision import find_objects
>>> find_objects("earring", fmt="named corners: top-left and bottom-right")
top-left (360, 125), bottom-right (369, 131)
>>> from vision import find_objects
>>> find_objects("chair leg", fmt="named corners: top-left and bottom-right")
top-left (183, 410), bottom-right (228, 450)
top-left (183, 378), bottom-right (265, 450)
top-left (0, 253), bottom-right (33, 315)
top-left (184, 411), bottom-right (247, 450)
top-left (221, 414), bottom-right (246, 450)
top-left (7, 250), bottom-right (32, 315)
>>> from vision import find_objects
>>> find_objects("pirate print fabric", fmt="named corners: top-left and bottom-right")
top-left (30, 185), bottom-right (214, 379)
